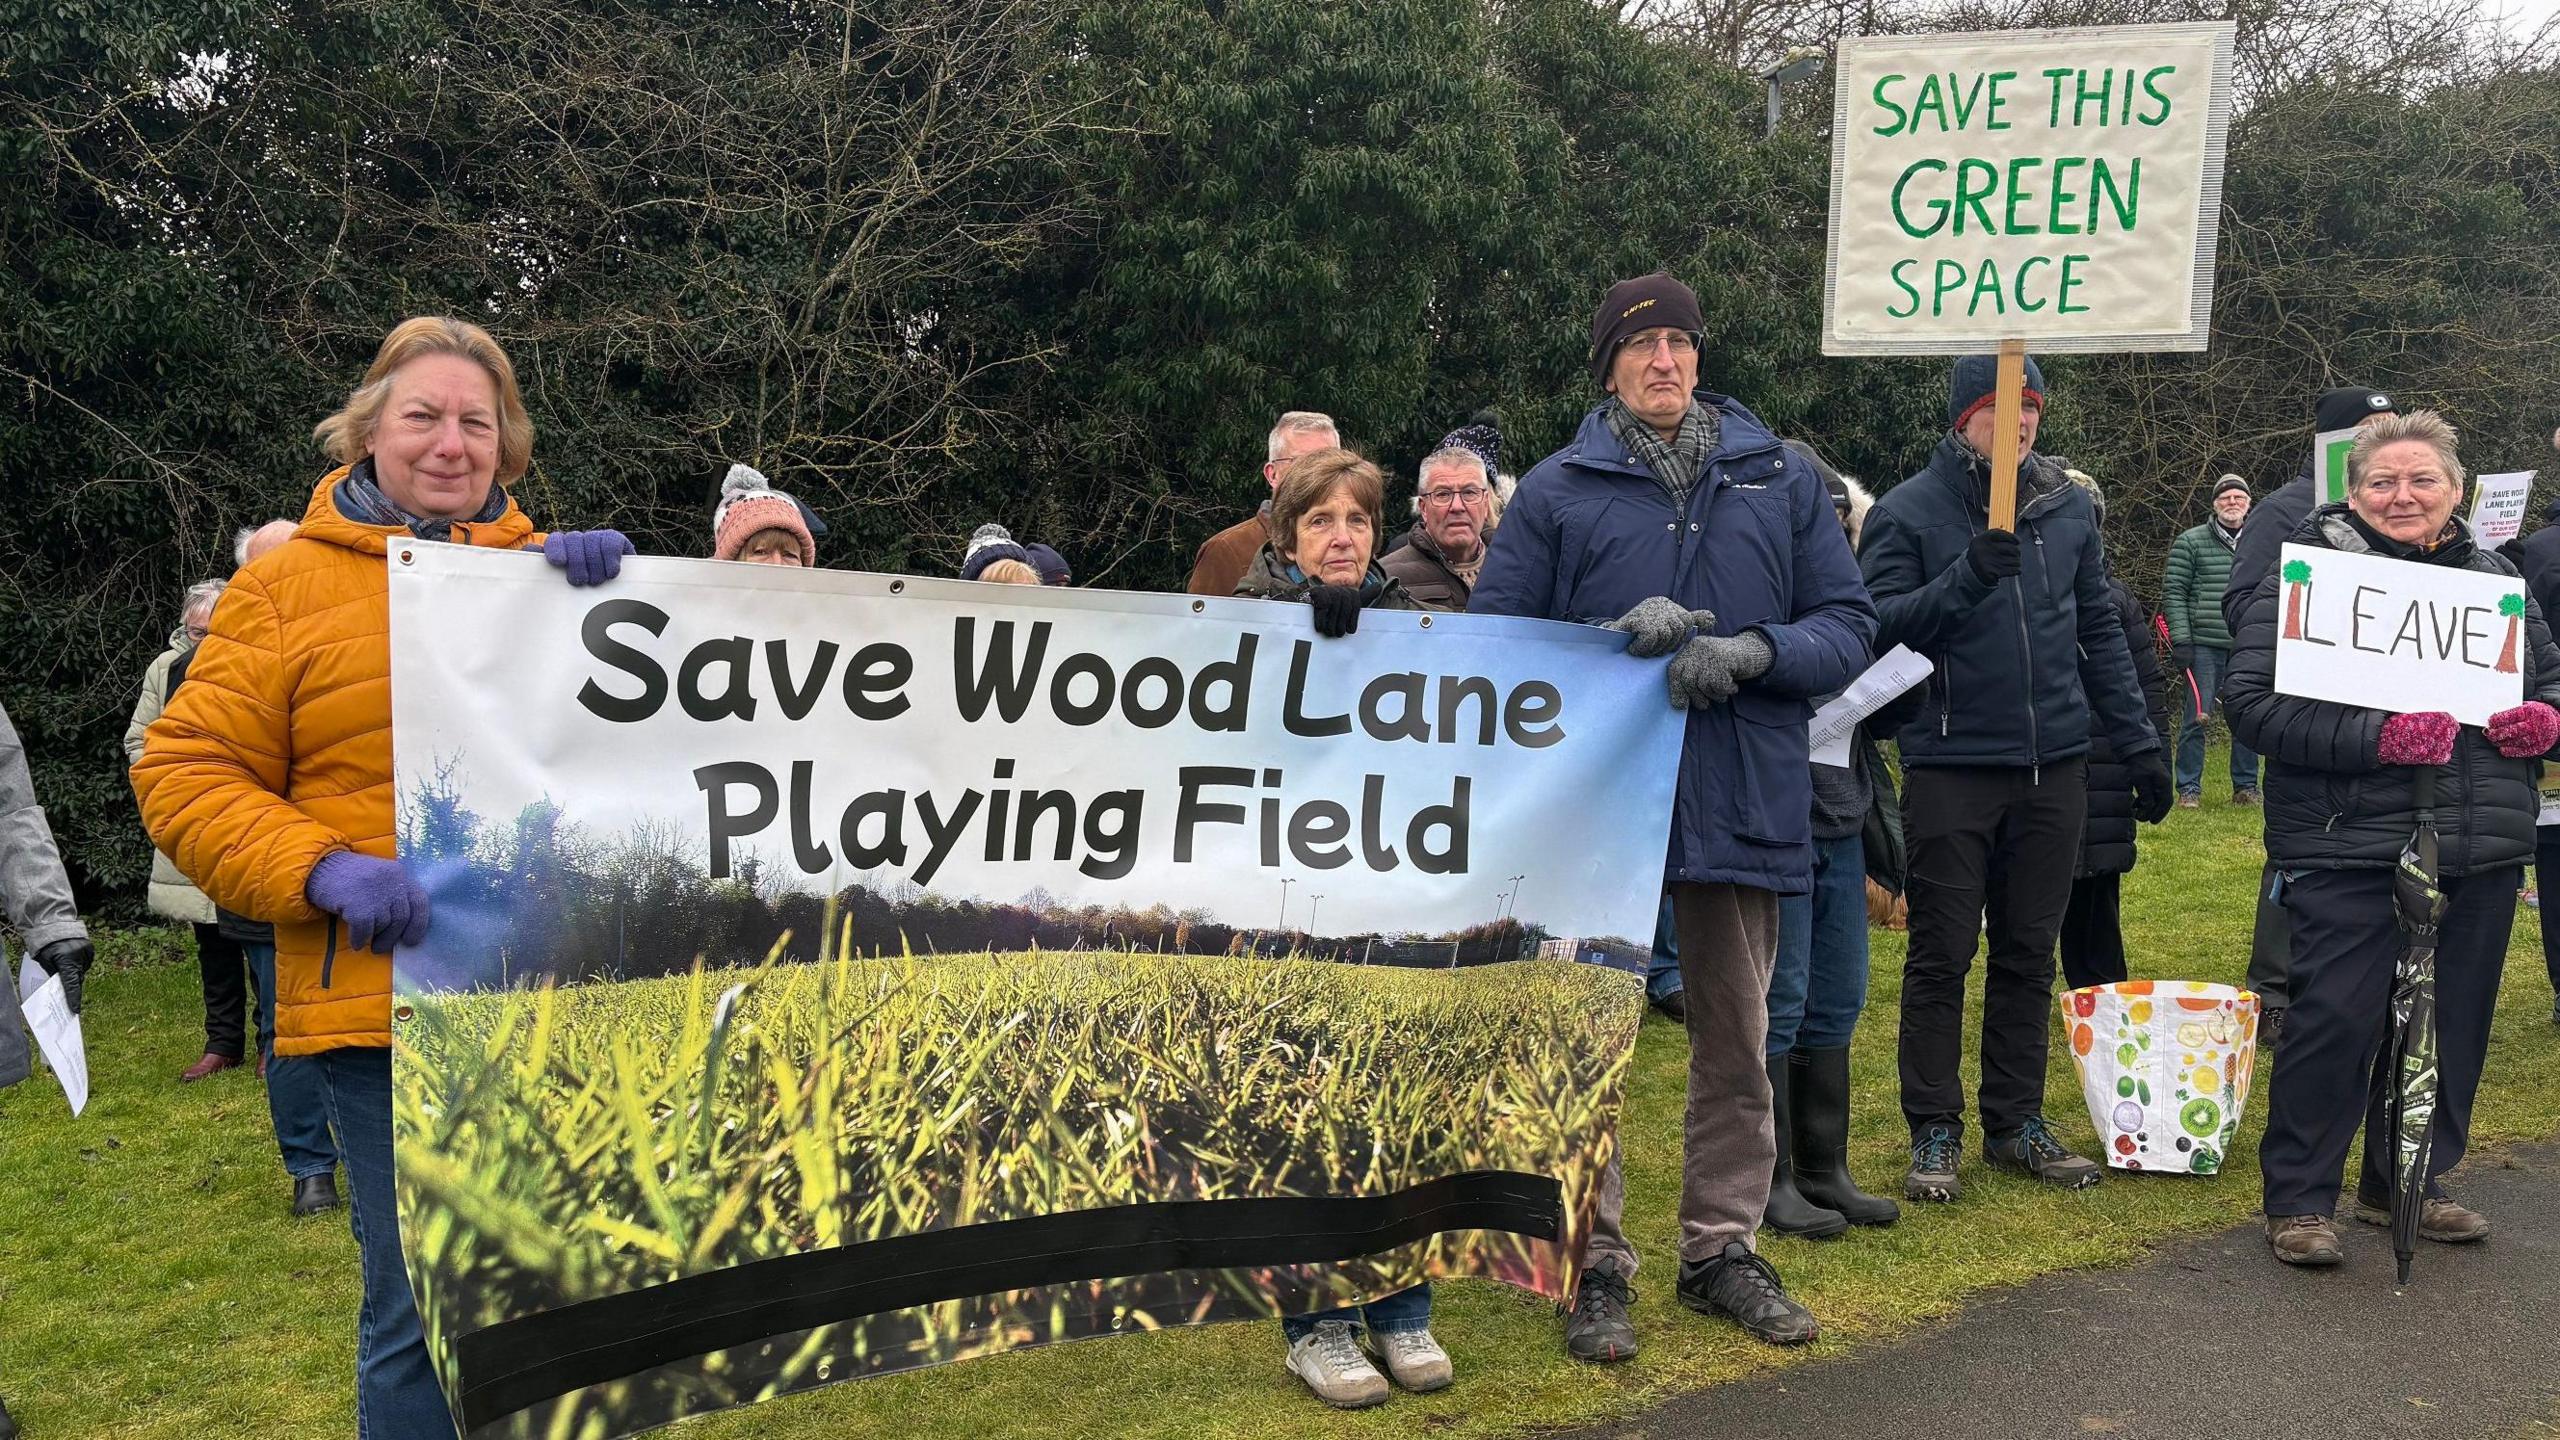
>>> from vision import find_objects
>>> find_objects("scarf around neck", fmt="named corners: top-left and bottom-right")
top-left (1605, 396), bottom-right (1719, 509)
top-left (335, 457), bottom-right (509, 542)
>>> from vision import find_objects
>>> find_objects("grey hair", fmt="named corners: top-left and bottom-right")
top-left (2347, 409), bottom-right (2465, 491)
top-left (182, 578), bottom-right (228, 625)
top-left (233, 520), bottom-right (290, 567)
top-left (1415, 447), bottom-right (1490, 488)
top-left (1266, 410), bottom-right (1338, 462)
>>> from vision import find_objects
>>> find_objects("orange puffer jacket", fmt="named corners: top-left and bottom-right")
top-left (135, 467), bottom-right (539, 1055)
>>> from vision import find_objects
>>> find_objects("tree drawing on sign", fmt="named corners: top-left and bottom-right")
top-left (2282, 558), bottom-right (2313, 640)
top-left (2498, 592), bottom-right (2526, 673)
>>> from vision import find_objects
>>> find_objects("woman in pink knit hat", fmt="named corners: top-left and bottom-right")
top-left (710, 463), bottom-right (817, 567)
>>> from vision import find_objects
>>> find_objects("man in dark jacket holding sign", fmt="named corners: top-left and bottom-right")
top-left (1858, 354), bottom-right (2170, 1204)
top-left (1471, 272), bottom-right (1876, 1356)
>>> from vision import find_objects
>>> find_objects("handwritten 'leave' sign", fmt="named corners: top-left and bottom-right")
top-left (2270, 542), bottom-right (2527, 727)
top-left (1821, 22), bottom-right (2236, 356)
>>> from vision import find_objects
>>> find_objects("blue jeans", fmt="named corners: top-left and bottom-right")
top-left (1769, 833), bottom-right (1872, 1054)
top-left (2173, 645), bottom-right (2260, 795)
top-left (1646, 889), bottom-right (1683, 1001)
top-left (248, 944), bottom-right (340, 1179)
top-left (1283, 1281), bottom-right (1433, 1342)
top-left (316, 1047), bottom-right (458, 1440)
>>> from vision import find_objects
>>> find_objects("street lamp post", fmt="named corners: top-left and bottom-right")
top-left (1758, 48), bottom-right (1827, 140)
top-left (1278, 877), bottom-right (1294, 934)
top-left (1307, 894), bottom-right (1324, 938)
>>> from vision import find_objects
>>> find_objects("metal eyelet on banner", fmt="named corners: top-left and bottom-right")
top-left (888, 579), bottom-right (906, 595)
top-left (1192, 600), bottom-right (1205, 614)
top-left (398, 549), bottom-right (414, 565)
top-left (1419, 615), bottom-right (1432, 628)
top-left (393, 1005), bottom-right (415, 1022)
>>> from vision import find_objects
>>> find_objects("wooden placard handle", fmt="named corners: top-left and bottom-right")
top-left (1987, 338), bottom-right (2026, 533)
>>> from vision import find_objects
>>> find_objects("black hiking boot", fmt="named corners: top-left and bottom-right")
top-left (1562, 1258), bottom-right (1638, 1363)
top-left (1788, 1047), bottom-right (1899, 1226)
top-left (1677, 1241), bottom-right (1819, 1345)
top-left (1763, 1055), bottom-right (1848, 1238)
top-left (1985, 1116), bottom-right (2103, 1190)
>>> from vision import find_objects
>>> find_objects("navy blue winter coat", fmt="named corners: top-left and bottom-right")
top-left (1858, 435), bottom-right (2160, 769)
top-left (1469, 397), bottom-right (1877, 895)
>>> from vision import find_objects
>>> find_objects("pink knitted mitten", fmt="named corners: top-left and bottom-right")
top-left (2376, 711), bottom-right (2459, 767)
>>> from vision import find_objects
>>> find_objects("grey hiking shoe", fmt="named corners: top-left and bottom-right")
top-left (1285, 1321), bottom-right (1389, 1408)
top-left (2351, 1193), bottom-right (2490, 1243)
top-left (1905, 1123), bottom-right (1963, 1202)
top-left (2267, 1213), bottom-right (2343, 1266)
top-left (1365, 1327), bottom-right (1453, 1392)
top-left (1986, 1116), bottom-right (2103, 1190)
top-left (1563, 1259), bottom-right (1639, 1363)
top-left (1677, 1241), bottom-right (1819, 1345)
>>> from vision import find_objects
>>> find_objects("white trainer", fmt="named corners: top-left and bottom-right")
top-left (1285, 1321), bottom-right (1390, 1408)
top-left (1367, 1326), bottom-right (1454, 1392)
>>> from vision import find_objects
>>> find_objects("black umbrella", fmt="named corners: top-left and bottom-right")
top-left (2383, 764), bottom-right (2447, 1285)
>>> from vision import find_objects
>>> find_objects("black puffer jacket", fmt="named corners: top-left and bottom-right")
top-left (2225, 503), bottom-right (2560, 876)
top-left (2078, 577), bottom-right (2173, 878)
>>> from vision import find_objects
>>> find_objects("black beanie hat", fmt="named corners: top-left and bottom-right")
top-left (1948, 353), bottom-right (2048, 428)
top-left (1590, 273), bottom-right (1705, 386)
top-left (2212, 474), bottom-right (2250, 501)
top-left (2314, 386), bottom-right (2394, 433)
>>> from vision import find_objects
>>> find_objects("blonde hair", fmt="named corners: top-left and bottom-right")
top-left (977, 558), bottom-right (1041, 585)
top-left (313, 317), bottom-right (534, 484)
top-left (2347, 409), bottom-right (2464, 491)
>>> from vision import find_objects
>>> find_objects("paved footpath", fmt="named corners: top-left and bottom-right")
top-left (1560, 1143), bottom-right (2560, 1440)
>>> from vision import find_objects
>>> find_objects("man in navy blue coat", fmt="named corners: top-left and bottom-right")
top-left (1859, 355), bottom-right (2169, 1206)
top-left (1471, 272), bottom-right (1876, 1358)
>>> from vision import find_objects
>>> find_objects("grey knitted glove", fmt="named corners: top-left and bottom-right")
top-left (1607, 597), bottom-right (1711, 659)
top-left (1667, 631), bottom-right (1774, 709)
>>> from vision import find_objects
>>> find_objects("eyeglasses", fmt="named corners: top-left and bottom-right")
top-left (1616, 330), bottom-right (1700, 360)
top-left (1420, 486), bottom-right (1490, 508)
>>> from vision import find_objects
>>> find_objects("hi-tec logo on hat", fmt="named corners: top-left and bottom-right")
top-left (2370, 394), bottom-right (2391, 408)
top-left (1620, 297), bottom-right (1657, 320)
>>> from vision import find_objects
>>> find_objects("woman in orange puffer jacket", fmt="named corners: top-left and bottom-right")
top-left (134, 315), bottom-right (632, 1439)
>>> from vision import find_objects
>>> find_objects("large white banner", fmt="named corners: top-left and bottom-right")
top-left (383, 547), bottom-right (1682, 1437)
top-left (2270, 542), bottom-right (2528, 726)
top-left (1822, 22), bottom-right (2236, 355)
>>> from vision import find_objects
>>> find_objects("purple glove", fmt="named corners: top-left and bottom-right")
top-left (2376, 711), bottom-right (2459, 767)
top-left (2486, 701), bottom-right (2560, 759)
top-left (542, 529), bottom-right (634, 587)
top-left (305, 852), bottom-right (431, 955)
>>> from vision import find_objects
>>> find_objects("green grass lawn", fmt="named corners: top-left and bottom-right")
top-left (7, 746), bottom-right (2560, 1439)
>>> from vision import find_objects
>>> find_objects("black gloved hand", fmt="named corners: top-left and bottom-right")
top-left (34, 936), bottom-right (94, 1016)
top-left (1307, 584), bottom-right (1364, 639)
top-left (1964, 529), bottom-right (2022, 585)
top-left (2129, 751), bottom-right (2175, 824)
top-left (2169, 642), bottom-right (2195, 673)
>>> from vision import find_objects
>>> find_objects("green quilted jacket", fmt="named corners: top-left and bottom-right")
top-left (2161, 522), bottom-right (2236, 649)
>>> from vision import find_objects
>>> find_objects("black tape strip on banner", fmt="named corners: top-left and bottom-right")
top-left (452, 1167), bottom-right (1561, 1430)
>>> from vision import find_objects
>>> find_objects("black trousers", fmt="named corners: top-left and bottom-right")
top-left (2245, 860), bottom-right (2292, 1015)
top-left (2536, 827), bottom-right (2560, 1002)
top-left (1898, 759), bottom-right (2087, 1138)
top-left (2259, 865), bottom-right (2514, 1218)
top-left (194, 921), bottom-right (249, 1059)
top-left (2059, 870), bottom-right (2127, 990)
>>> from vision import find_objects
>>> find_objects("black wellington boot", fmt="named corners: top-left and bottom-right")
top-left (1761, 1055), bottom-right (1848, 1238)
top-left (1789, 1045), bottom-right (1900, 1226)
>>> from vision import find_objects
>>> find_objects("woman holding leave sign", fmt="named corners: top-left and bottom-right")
top-left (2224, 410), bottom-right (2560, 1269)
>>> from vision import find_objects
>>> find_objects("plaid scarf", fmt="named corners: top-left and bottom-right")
top-left (1605, 397), bottom-right (1719, 510)
top-left (334, 456), bottom-right (510, 542)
